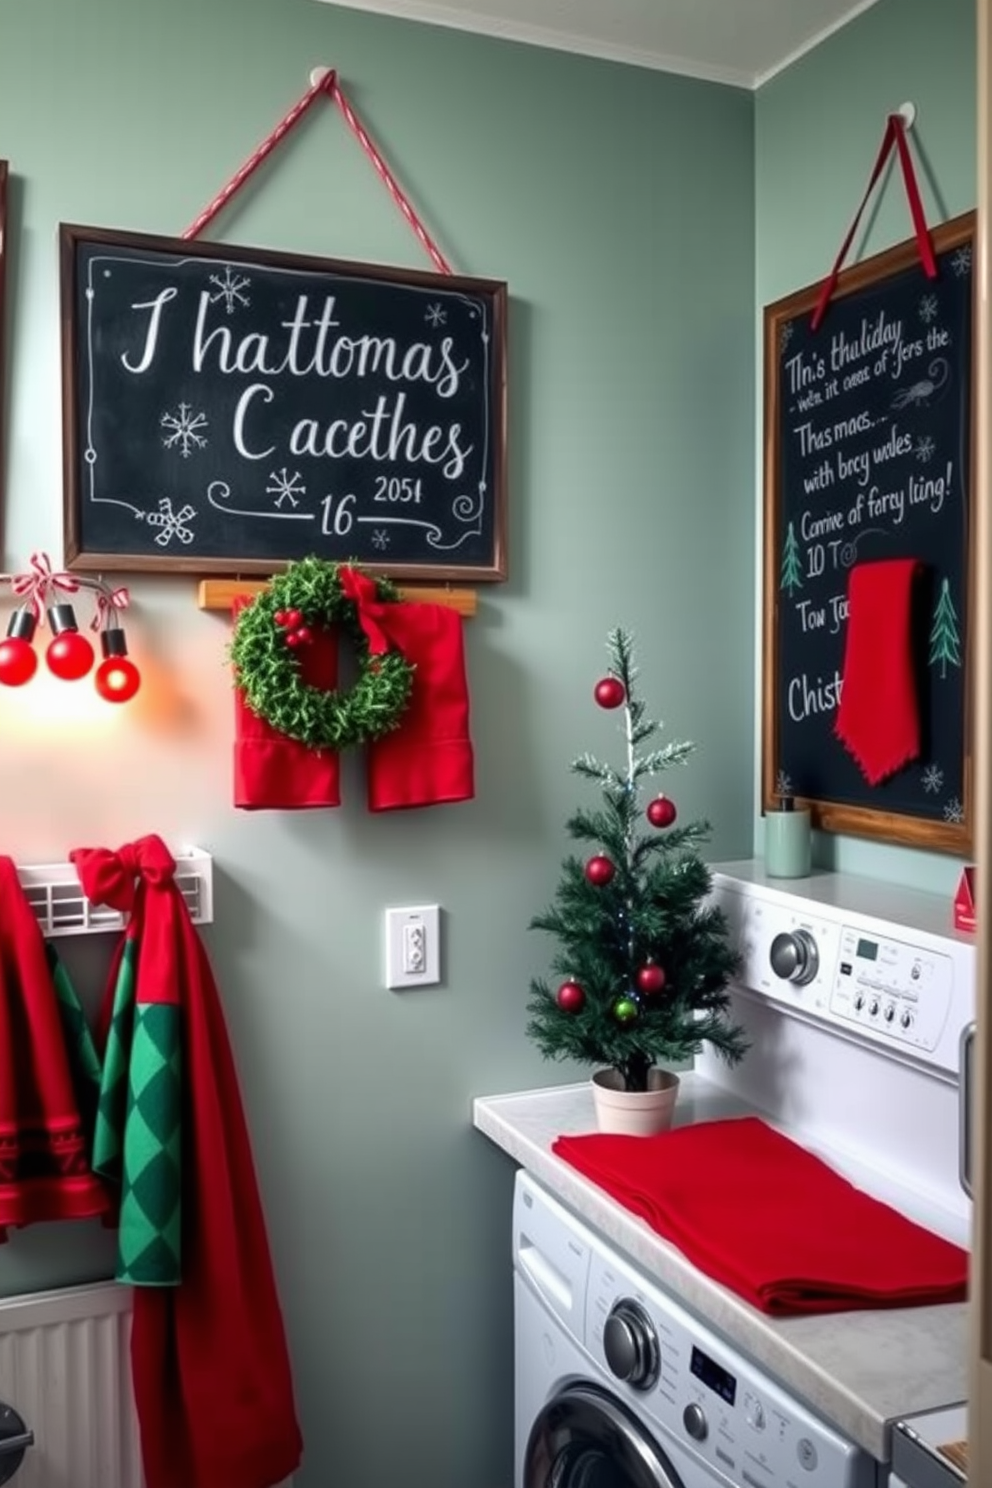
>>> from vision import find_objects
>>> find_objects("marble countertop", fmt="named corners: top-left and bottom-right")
top-left (473, 1075), bottom-right (968, 1463)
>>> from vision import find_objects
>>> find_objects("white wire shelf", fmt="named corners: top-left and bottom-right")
top-left (16, 847), bottom-right (213, 938)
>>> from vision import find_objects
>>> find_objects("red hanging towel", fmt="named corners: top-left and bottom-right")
top-left (0, 857), bottom-right (111, 1235)
top-left (70, 836), bottom-right (303, 1488)
top-left (834, 558), bottom-right (923, 786)
top-left (553, 1117), bottom-right (968, 1315)
top-left (233, 597), bottom-right (342, 811)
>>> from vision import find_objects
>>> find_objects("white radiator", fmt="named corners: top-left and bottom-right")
top-left (0, 1281), bottom-right (142, 1487)
top-left (0, 1282), bottom-right (297, 1488)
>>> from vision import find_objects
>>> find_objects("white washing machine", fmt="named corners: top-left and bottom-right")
top-left (514, 1169), bottom-right (876, 1488)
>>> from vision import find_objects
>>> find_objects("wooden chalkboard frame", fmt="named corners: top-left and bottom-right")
top-left (59, 223), bottom-right (508, 581)
top-left (762, 212), bottom-right (975, 855)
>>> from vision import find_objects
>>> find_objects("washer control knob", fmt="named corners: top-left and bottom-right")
top-left (683, 1402), bottom-right (708, 1441)
top-left (603, 1299), bottom-right (659, 1391)
top-left (769, 929), bottom-right (819, 986)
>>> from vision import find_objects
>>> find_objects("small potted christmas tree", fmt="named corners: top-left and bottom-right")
top-left (526, 628), bottom-right (747, 1134)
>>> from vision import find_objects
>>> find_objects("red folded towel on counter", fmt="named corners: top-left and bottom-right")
top-left (552, 1116), bottom-right (968, 1315)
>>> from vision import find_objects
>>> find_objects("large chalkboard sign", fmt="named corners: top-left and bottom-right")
top-left (59, 224), bottom-right (507, 581)
top-left (762, 212), bottom-right (975, 854)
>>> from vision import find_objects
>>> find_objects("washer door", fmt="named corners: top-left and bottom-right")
top-left (525, 1383), bottom-right (686, 1488)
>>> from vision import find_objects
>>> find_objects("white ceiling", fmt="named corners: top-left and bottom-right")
top-left (315, 0), bottom-right (883, 89)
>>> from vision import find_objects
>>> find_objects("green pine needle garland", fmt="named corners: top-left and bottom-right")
top-left (230, 557), bottom-right (415, 751)
top-left (527, 627), bottom-right (747, 1092)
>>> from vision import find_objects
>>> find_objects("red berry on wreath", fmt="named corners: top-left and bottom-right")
top-left (585, 854), bottom-right (616, 886)
top-left (647, 795), bottom-right (677, 828)
top-left (294, 626), bottom-right (313, 645)
top-left (612, 994), bottom-right (640, 1025)
top-left (636, 961), bottom-right (667, 995)
top-left (285, 609), bottom-right (303, 630)
top-left (556, 980), bottom-right (586, 1013)
top-left (274, 610), bottom-right (289, 626)
top-left (594, 676), bottom-right (626, 710)
top-left (285, 632), bottom-right (303, 649)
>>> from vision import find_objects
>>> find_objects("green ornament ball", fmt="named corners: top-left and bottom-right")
top-left (612, 994), bottom-right (640, 1025)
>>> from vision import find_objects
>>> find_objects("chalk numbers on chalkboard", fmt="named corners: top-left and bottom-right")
top-left (762, 213), bottom-right (975, 854)
top-left (60, 225), bottom-right (508, 581)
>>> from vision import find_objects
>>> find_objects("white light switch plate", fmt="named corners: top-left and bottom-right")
top-left (384, 905), bottom-right (440, 989)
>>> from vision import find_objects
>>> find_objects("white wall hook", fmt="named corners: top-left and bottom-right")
top-left (310, 66), bottom-right (333, 88)
top-left (894, 100), bottom-right (916, 131)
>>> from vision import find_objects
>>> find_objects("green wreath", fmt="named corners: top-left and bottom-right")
top-left (230, 557), bottom-right (415, 751)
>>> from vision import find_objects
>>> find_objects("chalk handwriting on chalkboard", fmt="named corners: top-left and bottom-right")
top-left (762, 212), bottom-right (974, 855)
top-left (60, 224), bottom-right (508, 580)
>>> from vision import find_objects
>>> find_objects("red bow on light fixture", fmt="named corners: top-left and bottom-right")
top-left (0, 553), bottom-right (141, 703)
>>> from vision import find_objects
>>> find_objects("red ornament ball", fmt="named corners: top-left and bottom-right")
top-left (647, 795), bottom-right (678, 829)
top-left (46, 630), bottom-right (95, 682)
top-left (636, 962), bottom-right (667, 995)
top-left (0, 638), bottom-right (38, 688)
top-left (612, 994), bottom-right (640, 1025)
top-left (594, 676), bottom-right (626, 710)
top-left (556, 980), bottom-right (586, 1013)
top-left (585, 854), bottom-right (616, 887)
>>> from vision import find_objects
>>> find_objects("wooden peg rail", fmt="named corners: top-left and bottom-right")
top-left (197, 578), bottom-right (478, 617)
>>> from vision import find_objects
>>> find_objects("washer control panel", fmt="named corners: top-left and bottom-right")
top-left (713, 874), bottom-right (974, 1077)
top-left (583, 1246), bottom-right (870, 1487)
top-left (828, 925), bottom-right (953, 1053)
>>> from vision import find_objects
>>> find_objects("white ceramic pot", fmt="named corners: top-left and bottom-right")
top-left (591, 1067), bottom-right (680, 1136)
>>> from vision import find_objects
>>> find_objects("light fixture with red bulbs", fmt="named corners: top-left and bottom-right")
top-left (45, 603), bottom-right (96, 681)
top-left (0, 609), bottom-right (39, 687)
top-left (0, 553), bottom-right (141, 705)
top-left (94, 628), bottom-right (141, 704)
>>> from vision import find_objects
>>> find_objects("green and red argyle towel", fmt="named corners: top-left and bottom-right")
top-left (71, 835), bottom-right (302, 1488)
top-left (0, 857), bottom-right (110, 1235)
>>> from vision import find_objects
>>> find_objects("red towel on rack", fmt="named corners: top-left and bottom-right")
top-left (553, 1117), bottom-right (968, 1315)
top-left (0, 857), bottom-right (110, 1236)
top-left (70, 836), bottom-right (303, 1488)
top-left (834, 558), bottom-right (923, 786)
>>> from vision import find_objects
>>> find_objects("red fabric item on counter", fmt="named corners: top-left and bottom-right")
top-left (552, 1116), bottom-right (968, 1315)
top-left (71, 836), bottom-right (303, 1488)
top-left (834, 558), bottom-right (923, 786)
top-left (0, 858), bottom-right (111, 1235)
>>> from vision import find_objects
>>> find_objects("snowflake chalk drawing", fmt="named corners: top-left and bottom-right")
top-left (209, 266), bottom-right (251, 315)
top-left (143, 497), bottom-right (197, 547)
top-left (266, 468), bottom-right (306, 510)
top-left (922, 764), bottom-right (945, 795)
top-left (918, 293), bottom-right (939, 325)
top-left (425, 303), bottom-right (447, 328)
top-left (915, 435), bottom-right (935, 463)
top-left (371, 529), bottom-right (390, 551)
top-left (943, 797), bottom-right (965, 825)
top-left (161, 403), bottom-right (208, 458)
top-left (951, 245), bottom-right (972, 277)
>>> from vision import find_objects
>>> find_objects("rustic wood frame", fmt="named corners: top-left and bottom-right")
top-left (60, 222), bottom-right (508, 582)
top-left (761, 213), bottom-right (976, 855)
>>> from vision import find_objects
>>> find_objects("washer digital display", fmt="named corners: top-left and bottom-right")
top-left (690, 1345), bottom-right (736, 1404)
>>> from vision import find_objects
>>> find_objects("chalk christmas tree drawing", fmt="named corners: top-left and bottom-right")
top-left (780, 522), bottom-right (803, 595)
top-left (929, 578), bottom-right (961, 679)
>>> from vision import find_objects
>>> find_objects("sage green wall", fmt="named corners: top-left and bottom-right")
top-left (755, 0), bottom-right (976, 896)
top-left (0, 1), bottom-right (755, 1483)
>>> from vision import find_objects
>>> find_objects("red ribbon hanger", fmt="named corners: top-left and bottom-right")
top-left (811, 108), bottom-right (936, 332)
top-left (183, 67), bottom-right (452, 275)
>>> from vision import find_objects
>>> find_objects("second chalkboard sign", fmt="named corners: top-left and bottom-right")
top-left (762, 212), bottom-right (975, 855)
top-left (59, 224), bottom-right (508, 581)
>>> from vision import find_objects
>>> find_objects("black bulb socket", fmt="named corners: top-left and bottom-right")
top-left (6, 609), bottom-right (37, 642)
top-left (48, 603), bottom-right (80, 636)
top-left (100, 629), bottom-right (130, 660)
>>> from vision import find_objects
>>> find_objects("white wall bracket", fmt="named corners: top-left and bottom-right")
top-left (15, 847), bottom-right (213, 938)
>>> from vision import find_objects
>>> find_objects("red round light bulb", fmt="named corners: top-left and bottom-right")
top-left (95, 655), bottom-right (141, 703)
top-left (46, 630), bottom-right (95, 681)
top-left (0, 637), bottom-right (38, 687)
